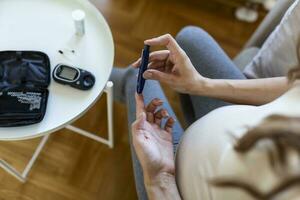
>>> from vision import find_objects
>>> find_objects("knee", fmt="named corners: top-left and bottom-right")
top-left (176, 26), bottom-right (211, 49)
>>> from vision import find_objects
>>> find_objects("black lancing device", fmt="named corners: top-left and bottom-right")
top-left (137, 45), bottom-right (150, 94)
top-left (53, 64), bottom-right (95, 90)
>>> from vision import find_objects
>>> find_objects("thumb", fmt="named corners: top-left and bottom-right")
top-left (143, 69), bottom-right (172, 82)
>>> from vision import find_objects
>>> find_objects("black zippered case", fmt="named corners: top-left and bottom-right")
top-left (0, 51), bottom-right (50, 127)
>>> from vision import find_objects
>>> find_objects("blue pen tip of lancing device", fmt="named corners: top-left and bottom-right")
top-left (137, 45), bottom-right (150, 94)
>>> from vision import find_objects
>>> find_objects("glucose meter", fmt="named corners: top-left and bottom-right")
top-left (53, 64), bottom-right (95, 90)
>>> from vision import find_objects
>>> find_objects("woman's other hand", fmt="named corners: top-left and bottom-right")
top-left (132, 34), bottom-right (208, 95)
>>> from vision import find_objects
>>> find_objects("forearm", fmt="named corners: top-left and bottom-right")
top-left (145, 173), bottom-right (181, 200)
top-left (196, 77), bottom-right (292, 105)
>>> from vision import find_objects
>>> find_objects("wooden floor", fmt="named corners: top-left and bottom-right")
top-left (0, 0), bottom-right (264, 199)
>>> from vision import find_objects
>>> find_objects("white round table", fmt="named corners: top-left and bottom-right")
top-left (0, 0), bottom-right (114, 182)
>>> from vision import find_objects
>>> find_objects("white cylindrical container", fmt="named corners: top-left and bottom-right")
top-left (72, 9), bottom-right (86, 36)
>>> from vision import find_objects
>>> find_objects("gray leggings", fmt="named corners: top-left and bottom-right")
top-left (110, 26), bottom-right (246, 200)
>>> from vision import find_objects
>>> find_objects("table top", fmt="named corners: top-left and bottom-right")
top-left (0, 0), bottom-right (114, 140)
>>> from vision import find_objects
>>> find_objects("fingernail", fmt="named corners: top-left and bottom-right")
top-left (157, 99), bottom-right (163, 104)
top-left (164, 112), bottom-right (169, 117)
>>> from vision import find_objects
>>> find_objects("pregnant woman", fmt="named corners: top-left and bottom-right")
top-left (110, 25), bottom-right (300, 199)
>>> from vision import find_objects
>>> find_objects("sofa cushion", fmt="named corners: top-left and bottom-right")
top-left (243, 0), bottom-right (300, 78)
top-left (233, 47), bottom-right (260, 71)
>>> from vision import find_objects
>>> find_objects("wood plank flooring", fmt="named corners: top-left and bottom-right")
top-left (0, 0), bottom-right (264, 199)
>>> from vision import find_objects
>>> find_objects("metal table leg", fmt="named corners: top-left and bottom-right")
top-left (66, 81), bottom-right (114, 148)
top-left (0, 134), bottom-right (50, 182)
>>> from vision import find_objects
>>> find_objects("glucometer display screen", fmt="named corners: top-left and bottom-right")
top-left (58, 66), bottom-right (78, 80)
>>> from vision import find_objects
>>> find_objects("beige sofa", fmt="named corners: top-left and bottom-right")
top-left (233, 0), bottom-right (296, 70)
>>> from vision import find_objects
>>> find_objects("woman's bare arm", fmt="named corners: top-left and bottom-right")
top-left (197, 77), bottom-right (292, 105)
top-left (132, 35), bottom-right (291, 106)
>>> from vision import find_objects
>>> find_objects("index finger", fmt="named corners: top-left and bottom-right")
top-left (144, 34), bottom-right (182, 54)
top-left (135, 93), bottom-right (146, 118)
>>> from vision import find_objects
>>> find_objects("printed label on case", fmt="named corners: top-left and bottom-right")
top-left (7, 92), bottom-right (42, 111)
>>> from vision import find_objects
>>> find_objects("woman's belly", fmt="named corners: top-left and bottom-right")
top-left (175, 104), bottom-right (288, 200)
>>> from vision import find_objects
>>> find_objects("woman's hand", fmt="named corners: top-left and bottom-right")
top-left (132, 94), bottom-right (175, 183)
top-left (132, 94), bottom-right (182, 200)
top-left (132, 34), bottom-right (208, 95)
